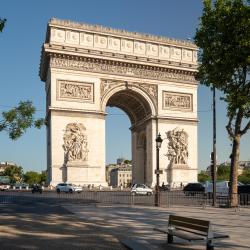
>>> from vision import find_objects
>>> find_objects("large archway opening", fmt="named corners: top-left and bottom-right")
top-left (105, 89), bottom-right (153, 186)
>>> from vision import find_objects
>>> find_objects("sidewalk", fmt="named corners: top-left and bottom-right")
top-left (63, 204), bottom-right (250, 250)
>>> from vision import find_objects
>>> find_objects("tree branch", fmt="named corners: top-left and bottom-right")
top-left (226, 114), bottom-right (235, 138)
top-left (240, 120), bottom-right (250, 136)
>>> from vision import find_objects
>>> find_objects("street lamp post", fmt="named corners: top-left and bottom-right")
top-left (155, 133), bottom-right (163, 207)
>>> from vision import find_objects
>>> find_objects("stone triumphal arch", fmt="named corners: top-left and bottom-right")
top-left (40, 19), bottom-right (198, 187)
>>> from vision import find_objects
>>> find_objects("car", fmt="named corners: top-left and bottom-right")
top-left (238, 184), bottom-right (250, 205)
top-left (183, 183), bottom-right (205, 195)
top-left (56, 183), bottom-right (83, 193)
top-left (0, 183), bottom-right (10, 191)
top-left (159, 184), bottom-right (170, 191)
top-left (31, 184), bottom-right (43, 194)
top-left (131, 184), bottom-right (153, 195)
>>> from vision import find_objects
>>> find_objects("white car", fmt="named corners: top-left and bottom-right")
top-left (131, 184), bottom-right (153, 195)
top-left (56, 183), bottom-right (82, 193)
top-left (0, 184), bottom-right (10, 191)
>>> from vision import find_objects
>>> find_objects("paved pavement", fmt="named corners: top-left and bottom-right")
top-left (0, 202), bottom-right (126, 250)
top-left (1, 196), bottom-right (249, 249)
top-left (63, 204), bottom-right (250, 250)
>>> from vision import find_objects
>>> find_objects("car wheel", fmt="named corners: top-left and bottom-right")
top-left (39, 190), bottom-right (42, 194)
top-left (69, 189), bottom-right (73, 193)
top-left (56, 189), bottom-right (60, 194)
top-left (131, 191), bottom-right (136, 196)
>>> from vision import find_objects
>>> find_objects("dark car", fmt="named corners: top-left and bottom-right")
top-left (159, 184), bottom-right (170, 191)
top-left (31, 184), bottom-right (43, 194)
top-left (238, 184), bottom-right (250, 205)
top-left (183, 183), bottom-right (205, 195)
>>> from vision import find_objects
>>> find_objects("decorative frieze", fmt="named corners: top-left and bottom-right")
top-left (163, 91), bottom-right (192, 111)
top-left (63, 123), bottom-right (89, 164)
top-left (57, 80), bottom-right (94, 103)
top-left (166, 128), bottom-right (188, 165)
top-left (50, 56), bottom-right (196, 84)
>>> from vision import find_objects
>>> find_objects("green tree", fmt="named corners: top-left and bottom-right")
top-left (217, 164), bottom-right (230, 181)
top-left (124, 159), bottom-right (132, 164)
top-left (0, 18), bottom-right (6, 32)
top-left (2, 165), bottom-right (23, 184)
top-left (0, 101), bottom-right (44, 140)
top-left (238, 168), bottom-right (250, 184)
top-left (23, 171), bottom-right (42, 185)
top-left (198, 170), bottom-right (211, 182)
top-left (195, 0), bottom-right (250, 207)
top-left (40, 171), bottom-right (47, 184)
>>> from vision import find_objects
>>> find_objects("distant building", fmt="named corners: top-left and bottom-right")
top-left (0, 161), bottom-right (17, 173)
top-left (117, 157), bottom-right (125, 165)
top-left (110, 165), bottom-right (132, 188)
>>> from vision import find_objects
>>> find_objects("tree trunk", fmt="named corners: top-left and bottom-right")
top-left (229, 134), bottom-right (241, 207)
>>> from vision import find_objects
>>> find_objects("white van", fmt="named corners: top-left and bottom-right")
top-left (204, 181), bottom-right (229, 197)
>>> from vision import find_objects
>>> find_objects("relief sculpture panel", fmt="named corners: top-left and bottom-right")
top-left (63, 123), bottom-right (89, 164)
top-left (163, 91), bottom-right (192, 111)
top-left (57, 80), bottom-right (94, 103)
top-left (166, 128), bottom-right (188, 165)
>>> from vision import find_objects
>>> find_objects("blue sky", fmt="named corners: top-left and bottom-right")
top-left (0, 0), bottom-right (249, 172)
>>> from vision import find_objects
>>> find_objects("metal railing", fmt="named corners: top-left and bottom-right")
top-left (0, 190), bottom-right (249, 208)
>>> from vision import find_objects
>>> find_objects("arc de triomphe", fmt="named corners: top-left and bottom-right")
top-left (40, 18), bottom-right (198, 187)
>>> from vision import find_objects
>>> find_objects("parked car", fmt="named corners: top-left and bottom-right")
top-left (238, 184), bottom-right (250, 205)
top-left (131, 184), bottom-right (153, 195)
top-left (31, 184), bottom-right (43, 194)
top-left (183, 183), bottom-right (205, 195)
top-left (56, 183), bottom-right (83, 193)
top-left (0, 183), bottom-right (10, 191)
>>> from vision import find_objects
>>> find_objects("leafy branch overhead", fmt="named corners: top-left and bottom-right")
top-left (0, 18), bottom-right (6, 32)
top-left (0, 101), bottom-right (44, 140)
top-left (195, 0), bottom-right (250, 139)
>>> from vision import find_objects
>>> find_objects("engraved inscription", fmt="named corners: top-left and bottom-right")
top-left (58, 80), bottom-right (94, 102)
top-left (163, 91), bottom-right (192, 111)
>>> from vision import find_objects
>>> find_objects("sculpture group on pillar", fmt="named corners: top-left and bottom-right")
top-left (63, 123), bottom-right (88, 164)
top-left (166, 128), bottom-right (188, 165)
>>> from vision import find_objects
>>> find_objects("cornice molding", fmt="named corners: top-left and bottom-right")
top-left (49, 18), bottom-right (197, 49)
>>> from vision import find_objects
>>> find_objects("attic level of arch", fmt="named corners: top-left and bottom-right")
top-left (40, 50), bottom-right (197, 85)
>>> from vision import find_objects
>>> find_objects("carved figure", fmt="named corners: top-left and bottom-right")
top-left (166, 128), bottom-right (188, 165)
top-left (63, 123), bottom-right (88, 163)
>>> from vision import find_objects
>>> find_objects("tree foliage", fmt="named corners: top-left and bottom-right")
top-left (23, 171), bottom-right (44, 185)
top-left (0, 18), bottom-right (6, 32)
top-left (1, 165), bottom-right (23, 184)
top-left (0, 101), bottom-right (44, 140)
top-left (195, 0), bottom-right (250, 206)
top-left (198, 170), bottom-right (211, 182)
